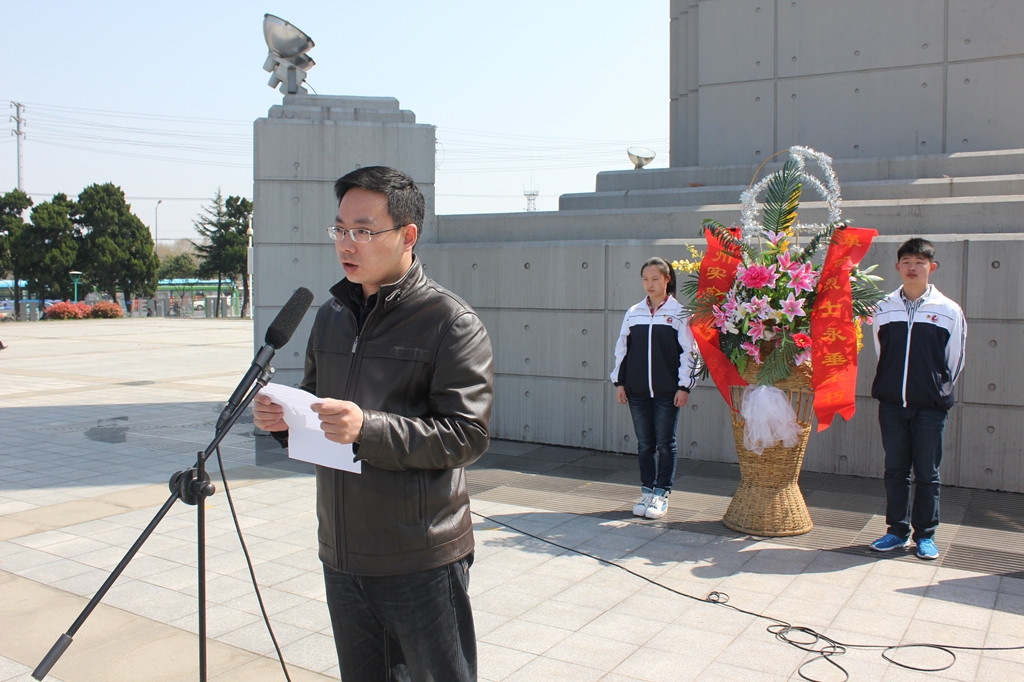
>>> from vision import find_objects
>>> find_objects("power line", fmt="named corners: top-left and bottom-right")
top-left (4, 99), bottom-right (667, 176)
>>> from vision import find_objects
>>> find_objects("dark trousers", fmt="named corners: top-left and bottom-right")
top-left (878, 402), bottom-right (948, 542)
top-left (627, 395), bottom-right (680, 492)
top-left (323, 554), bottom-right (477, 682)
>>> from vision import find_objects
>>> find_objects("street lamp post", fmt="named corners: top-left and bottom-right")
top-left (70, 271), bottom-right (82, 303)
top-left (154, 199), bottom-right (163, 253)
top-left (246, 222), bottom-right (254, 319)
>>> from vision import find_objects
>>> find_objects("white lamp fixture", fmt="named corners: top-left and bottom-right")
top-left (262, 14), bottom-right (316, 94)
top-left (627, 146), bottom-right (656, 170)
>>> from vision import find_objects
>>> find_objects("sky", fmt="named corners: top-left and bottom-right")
top-left (1, 1), bottom-right (670, 243)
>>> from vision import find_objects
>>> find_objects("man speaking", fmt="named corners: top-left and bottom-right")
top-left (253, 166), bottom-right (494, 681)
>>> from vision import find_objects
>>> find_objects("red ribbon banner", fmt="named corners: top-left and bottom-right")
top-left (690, 227), bottom-right (746, 409)
top-left (810, 227), bottom-right (877, 431)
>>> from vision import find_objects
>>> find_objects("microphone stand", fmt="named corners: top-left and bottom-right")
top-left (32, 366), bottom-right (276, 681)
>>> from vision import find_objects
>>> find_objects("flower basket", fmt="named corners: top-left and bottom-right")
top-left (677, 146), bottom-right (885, 537)
top-left (722, 364), bottom-right (814, 536)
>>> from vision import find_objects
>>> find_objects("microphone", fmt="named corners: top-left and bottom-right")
top-left (216, 287), bottom-right (315, 432)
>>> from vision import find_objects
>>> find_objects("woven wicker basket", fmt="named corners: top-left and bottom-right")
top-left (721, 364), bottom-right (814, 537)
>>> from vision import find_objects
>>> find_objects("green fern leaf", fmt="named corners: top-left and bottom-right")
top-left (762, 160), bottom-right (803, 234)
top-left (756, 339), bottom-right (799, 385)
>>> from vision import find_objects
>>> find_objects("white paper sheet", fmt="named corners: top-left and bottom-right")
top-left (258, 383), bottom-right (361, 474)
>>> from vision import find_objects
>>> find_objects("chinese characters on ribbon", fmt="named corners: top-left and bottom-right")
top-left (809, 227), bottom-right (877, 430)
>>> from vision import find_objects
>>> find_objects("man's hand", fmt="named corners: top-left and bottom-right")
top-left (674, 389), bottom-right (690, 408)
top-left (616, 385), bottom-right (627, 405)
top-left (253, 392), bottom-right (288, 432)
top-left (312, 398), bottom-right (365, 445)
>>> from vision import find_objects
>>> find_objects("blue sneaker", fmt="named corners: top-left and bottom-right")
top-left (916, 538), bottom-right (939, 560)
top-left (870, 533), bottom-right (910, 552)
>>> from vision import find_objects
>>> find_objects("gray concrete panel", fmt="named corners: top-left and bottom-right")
top-left (477, 309), bottom-right (607, 380)
top-left (956, 404), bottom-right (1024, 492)
top-left (694, 0), bottom-right (774, 86)
top-left (962, 322), bottom-right (1024, 408)
top-left (605, 244), bottom-right (702, 309)
top-left (418, 243), bottom-right (607, 310)
top-left (491, 375), bottom-right (603, 448)
top-left (948, 0), bottom-right (1024, 61)
top-left (963, 236), bottom-right (1024, 319)
top-left (679, 388), bottom-right (736, 462)
top-left (696, 81), bottom-right (776, 165)
top-left (438, 211), bottom-right (703, 243)
top-left (672, 1), bottom-right (1023, 166)
top-left (669, 0), bottom-right (699, 166)
top-left (255, 118), bottom-right (435, 181)
top-left (776, 0), bottom-right (945, 78)
top-left (253, 244), bottom-right (339, 304)
top-left (802, 396), bottom-right (888, 478)
top-left (253, 181), bottom-right (337, 243)
top-left (946, 58), bottom-right (1024, 154)
top-left (775, 67), bottom-right (945, 159)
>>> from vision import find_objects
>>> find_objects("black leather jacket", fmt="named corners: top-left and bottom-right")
top-left (303, 257), bottom-right (493, 576)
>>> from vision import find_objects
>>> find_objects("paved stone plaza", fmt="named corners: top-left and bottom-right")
top-left (1, 318), bottom-right (1022, 681)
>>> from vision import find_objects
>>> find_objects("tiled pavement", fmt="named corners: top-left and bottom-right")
top-left (1, 318), bottom-right (1022, 681)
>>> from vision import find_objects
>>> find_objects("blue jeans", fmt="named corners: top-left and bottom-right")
top-left (878, 402), bottom-right (948, 543)
top-left (627, 395), bottom-right (680, 492)
top-left (323, 554), bottom-right (477, 682)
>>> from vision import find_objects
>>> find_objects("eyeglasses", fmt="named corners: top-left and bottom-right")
top-left (325, 225), bottom-right (404, 243)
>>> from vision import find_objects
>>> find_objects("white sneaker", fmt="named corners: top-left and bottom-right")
top-left (632, 491), bottom-right (654, 517)
top-left (645, 493), bottom-right (668, 519)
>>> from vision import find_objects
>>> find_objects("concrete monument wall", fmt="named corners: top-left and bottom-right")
top-left (252, 9), bottom-right (1023, 494)
top-left (419, 225), bottom-right (1023, 495)
top-left (670, 0), bottom-right (1024, 167)
top-left (251, 94), bottom-right (436, 369)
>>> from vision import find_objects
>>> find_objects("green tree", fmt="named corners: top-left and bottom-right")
top-left (23, 194), bottom-right (81, 301)
top-left (0, 189), bottom-right (34, 319)
top-left (193, 190), bottom-right (251, 317)
top-left (77, 183), bottom-right (159, 308)
top-left (157, 252), bottom-right (198, 316)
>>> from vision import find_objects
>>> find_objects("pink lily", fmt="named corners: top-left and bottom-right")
top-left (776, 250), bottom-right (803, 275)
top-left (780, 292), bottom-right (806, 320)
top-left (748, 294), bottom-right (773, 317)
top-left (712, 304), bottom-right (730, 329)
top-left (787, 261), bottom-right (818, 294)
top-left (748, 318), bottom-right (767, 342)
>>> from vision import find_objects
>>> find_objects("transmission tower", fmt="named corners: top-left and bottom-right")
top-left (523, 187), bottom-right (539, 212)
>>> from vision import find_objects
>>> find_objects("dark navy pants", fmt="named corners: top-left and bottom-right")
top-left (627, 395), bottom-right (680, 492)
top-left (878, 401), bottom-right (948, 542)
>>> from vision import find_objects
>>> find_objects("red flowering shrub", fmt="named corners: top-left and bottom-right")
top-left (89, 301), bottom-right (124, 318)
top-left (45, 301), bottom-right (92, 319)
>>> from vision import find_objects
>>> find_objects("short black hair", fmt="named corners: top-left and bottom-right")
top-left (897, 237), bottom-right (936, 262)
top-left (641, 257), bottom-right (677, 296)
top-left (333, 166), bottom-right (425, 233)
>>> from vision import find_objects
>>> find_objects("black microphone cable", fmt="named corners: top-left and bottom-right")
top-left (198, 289), bottom-right (314, 681)
top-left (472, 510), bottom-right (1024, 682)
top-left (211, 440), bottom-right (294, 682)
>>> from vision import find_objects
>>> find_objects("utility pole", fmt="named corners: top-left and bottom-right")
top-left (10, 102), bottom-right (25, 190)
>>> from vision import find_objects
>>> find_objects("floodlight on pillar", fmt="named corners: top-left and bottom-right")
top-left (627, 146), bottom-right (656, 170)
top-left (262, 14), bottom-right (316, 94)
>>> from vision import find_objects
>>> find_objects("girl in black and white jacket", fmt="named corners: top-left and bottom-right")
top-left (611, 257), bottom-right (700, 519)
